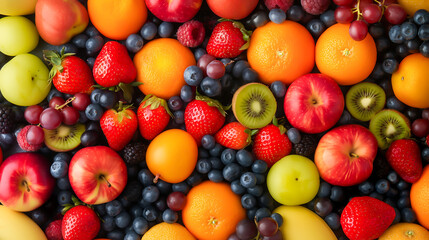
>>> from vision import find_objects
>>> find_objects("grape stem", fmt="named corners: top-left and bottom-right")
top-left (54, 96), bottom-right (76, 110)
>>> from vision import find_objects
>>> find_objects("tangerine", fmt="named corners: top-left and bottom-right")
top-left (315, 23), bottom-right (377, 85)
top-left (247, 21), bottom-right (315, 85)
top-left (141, 222), bottom-right (196, 240)
top-left (391, 53), bottom-right (429, 109)
top-left (146, 129), bottom-right (198, 184)
top-left (379, 222), bottom-right (429, 240)
top-left (87, 0), bottom-right (147, 40)
top-left (411, 165), bottom-right (429, 229)
top-left (134, 38), bottom-right (196, 99)
top-left (182, 181), bottom-right (246, 240)
top-left (397, 0), bottom-right (429, 16)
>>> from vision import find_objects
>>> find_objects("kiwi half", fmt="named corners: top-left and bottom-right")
top-left (369, 109), bottom-right (411, 150)
top-left (44, 123), bottom-right (85, 152)
top-left (346, 82), bottom-right (386, 121)
top-left (232, 83), bottom-right (277, 129)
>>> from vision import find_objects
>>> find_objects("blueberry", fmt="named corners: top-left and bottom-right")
top-left (184, 65), bottom-right (204, 86)
top-left (90, 89), bottom-right (104, 104)
top-left (72, 34), bottom-right (88, 48)
top-left (156, 180), bottom-right (171, 195)
top-left (405, 39), bottom-right (421, 53)
top-left (376, 37), bottom-right (391, 53)
top-left (259, 192), bottom-right (275, 209)
top-left (418, 24), bottom-right (429, 41)
top-left (132, 217), bottom-right (149, 235)
top-left (85, 35), bottom-right (104, 55)
top-left (221, 148), bottom-right (236, 165)
top-left (197, 159), bottom-right (212, 174)
top-left (99, 90), bottom-right (117, 109)
top-left (236, 149), bottom-right (254, 167)
top-left (138, 169), bottom-right (154, 186)
top-left (241, 68), bottom-right (259, 83)
top-left (314, 198), bottom-right (333, 218)
top-left (172, 182), bottom-right (190, 194)
top-left (140, 22), bottom-right (158, 41)
top-left (57, 177), bottom-right (71, 190)
top-left (318, 182), bottom-right (332, 198)
top-left (162, 209), bottom-right (178, 223)
top-left (369, 192), bottom-right (384, 201)
top-left (107, 230), bottom-right (124, 240)
top-left (231, 180), bottom-right (246, 195)
top-left (330, 186), bottom-right (345, 202)
top-left (240, 172), bottom-right (257, 188)
top-left (375, 179), bottom-right (390, 194)
top-left (386, 187), bottom-right (399, 198)
top-left (173, 110), bottom-right (185, 125)
top-left (271, 213), bottom-right (283, 227)
top-left (29, 208), bottom-right (48, 227)
top-left (209, 157), bottom-right (223, 169)
top-left (200, 77), bottom-right (222, 97)
top-left (142, 206), bottom-right (158, 222)
top-left (270, 81), bottom-right (287, 98)
top-left (382, 58), bottom-right (398, 74)
top-left (106, 200), bottom-right (123, 217)
top-left (287, 5), bottom-right (304, 22)
top-left (247, 185), bottom-right (264, 197)
top-left (422, 147), bottom-right (429, 162)
top-left (255, 173), bottom-right (265, 184)
top-left (209, 143), bottom-right (223, 157)
top-left (251, 160), bottom-right (268, 174)
top-left (130, 206), bottom-right (143, 218)
top-left (86, 57), bottom-right (96, 69)
top-left (247, 208), bottom-right (258, 220)
top-left (61, 43), bottom-right (78, 54)
top-left (198, 148), bottom-right (210, 158)
top-left (223, 163), bottom-right (242, 182)
top-left (125, 33), bottom-right (144, 53)
top-left (47, 88), bottom-right (64, 102)
top-left (102, 216), bottom-right (116, 232)
top-left (241, 194), bottom-right (257, 209)
top-left (53, 152), bottom-right (71, 163)
top-left (208, 169), bottom-right (224, 183)
top-left (320, 10), bottom-right (336, 27)
top-left (307, 19), bottom-right (326, 38)
top-left (393, 208), bottom-right (401, 224)
top-left (386, 96), bottom-right (406, 111)
top-left (220, 58), bottom-right (234, 73)
top-left (401, 22), bottom-right (418, 40)
top-left (385, 197), bottom-right (397, 208)
top-left (420, 40), bottom-right (429, 58)
top-left (286, 127), bottom-right (301, 144)
top-left (154, 197), bottom-right (167, 212)
top-left (324, 213), bottom-right (340, 230)
top-left (115, 211), bottom-right (131, 229)
top-left (124, 231), bottom-right (140, 240)
top-left (201, 135), bottom-right (216, 150)
top-left (338, 110), bottom-right (352, 125)
top-left (232, 60), bottom-right (250, 78)
top-left (168, 96), bottom-right (184, 111)
top-left (180, 85), bottom-right (194, 103)
top-left (387, 171), bottom-right (399, 184)
top-left (401, 208), bottom-right (417, 223)
top-left (269, 8), bottom-right (286, 24)
top-left (389, 25), bottom-right (404, 44)
top-left (50, 160), bottom-right (68, 178)
top-left (254, 208), bottom-right (271, 221)
top-left (57, 190), bottom-right (72, 205)
top-left (158, 22), bottom-right (174, 38)
top-left (414, 9), bottom-right (429, 25)
top-left (85, 25), bottom-right (100, 37)
top-left (186, 172), bottom-right (203, 187)
top-left (397, 196), bottom-right (411, 209)
top-left (142, 186), bottom-right (160, 203)
top-left (194, 48), bottom-right (207, 61)
top-left (250, 11), bottom-right (269, 28)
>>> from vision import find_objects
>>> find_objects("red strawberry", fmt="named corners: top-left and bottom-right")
top-left (215, 122), bottom-right (252, 150)
top-left (386, 139), bottom-right (423, 183)
top-left (184, 96), bottom-right (226, 145)
top-left (45, 219), bottom-right (63, 240)
top-left (137, 95), bottom-right (172, 140)
top-left (341, 196), bottom-right (396, 240)
top-left (93, 41), bottom-right (137, 87)
top-left (100, 104), bottom-right (138, 151)
top-left (177, 20), bottom-right (206, 48)
top-left (43, 49), bottom-right (94, 94)
top-left (252, 123), bottom-right (292, 167)
top-left (426, 134), bottom-right (429, 146)
top-left (206, 20), bottom-right (251, 58)
top-left (62, 205), bottom-right (100, 240)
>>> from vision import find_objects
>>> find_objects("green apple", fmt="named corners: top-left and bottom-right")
top-left (0, 0), bottom-right (38, 15)
top-left (0, 16), bottom-right (39, 56)
top-left (267, 154), bottom-right (320, 205)
top-left (0, 54), bottom-right (50, 106)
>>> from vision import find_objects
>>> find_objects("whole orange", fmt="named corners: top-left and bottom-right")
top-left (134, 38), bottom-right (196, 99)
top-left (391, 53), bottom-right (429, 109)
top-left (146, 129), bottom-right (198, 184)
top-left (397, 0), bottom-right (429, 16)
top-left (247, 21), bottom-right (315, 85)
top-left (315, 23), bottom-right (377, 86)
top-left (379, 222), bottom-right (429, 239)
top-left (411, 165), bottom-right (429, 229)
top-left (87, 0), bottom-right (147, 40)
top-left (182, 181), bottom-right (246, 240)
top-left (141, 222), bottom-right (196, 240)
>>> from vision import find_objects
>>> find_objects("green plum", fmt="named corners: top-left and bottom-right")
top-left (267, 154), bottom-right (320, 206)
top-left (0, 54), bottom-right (50, 106)
top-left (0, 16), bottom-right (39, 56)
top-left (0, 0), bottom-right (38, 16)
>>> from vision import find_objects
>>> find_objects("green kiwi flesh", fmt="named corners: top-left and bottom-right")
top-left (44, 123), bottom-right (85, 152)
top-left (369, 109), bottom-right (411, 150)
top-left (232, 83), bottom-right (277, 129)
top-left (346, 82), bottom-right (386, 122)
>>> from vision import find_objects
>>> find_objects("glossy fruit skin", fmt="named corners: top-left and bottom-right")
top-left (100, 108), bottom-right (138, 151)
top-left (215, 122), bottom-right (251, 150)
top-left (386, 139), bottom-right (422, 183)
top-left (206, 21), bottom-right (248, 59)
top-left (206, 0), bottom-right (259, 20)
top-left (145, 0), bottom-right (202, 23)
top-left (341, 196), bottom-right (396, 240)
top-left (137, 96), bottom-right (171, 140)
top-left (0, 205), bottom-right (47, 240)
top-left (62, 205), bottom-right (100, 240)
top-left (253, 124), bottom-right (292, 167)
top-left (0, 16), bottom-right (39, 56)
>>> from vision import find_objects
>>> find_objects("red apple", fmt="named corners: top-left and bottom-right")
top-left (145, 0), bottom-right (203, 23)
top-left (284, 73), bottom-right (344, 134)
top-left (35, 0), bottom-right (89, 46)
top-left (315, 124), bottom-right (378, 186)
top-left (206, 0), bottom-right (259, 20)
top-left (0, 152), bottom-right (55, 212)
top-left (69, 146), bottom-right (127, 205)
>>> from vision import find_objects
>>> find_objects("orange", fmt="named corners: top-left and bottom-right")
top-left (411, 165), bottom-right (429, 229)
top-left (134, 38), bottom-right (196, 99)
top-left (88, 0), bottom-right (147, 40)
top-left (391, 53), bottom-right (429, 109)
top-left (247, 21), bottom-right (315, 85)
top-left (379, 223), bottom-right (429, 240)
top-left (146, 129), bottom-right (198, 184)
top-left (141, 222), bottom-right (196, 240)
top-left (397, 0), bottom-right (429, 16)
top-left (315, 23), bottom-right (377, 86)
top-left (182, 181), bottom-right (246, 240)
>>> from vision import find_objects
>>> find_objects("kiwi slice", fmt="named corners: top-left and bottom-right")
top-left (44, 123), bottom-right (85, 152)
top-left (232, 83), bottom-right (277, 129)
top-left (369, 109), bottom-right (411, 150)
top-left (346, 82), bottom-right (386, 121)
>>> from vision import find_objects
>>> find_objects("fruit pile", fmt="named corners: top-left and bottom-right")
top-left (0, 0), bottom-right (429, 240)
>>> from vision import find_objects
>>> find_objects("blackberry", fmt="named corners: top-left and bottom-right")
top-left (0, 104), bottom-right (15, 133)
top-left (293, 134), bottom-right (318, 159)
top-left (121, 142), bottom-right (147, 165)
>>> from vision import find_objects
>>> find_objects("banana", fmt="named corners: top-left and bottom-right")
top-left (0, 205), bottom-right (47, 240)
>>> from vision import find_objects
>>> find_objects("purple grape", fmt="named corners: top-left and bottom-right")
top-left (26, 125), bottom-right (44, 145)
top-left (39, 108), bottom-right (63, 130)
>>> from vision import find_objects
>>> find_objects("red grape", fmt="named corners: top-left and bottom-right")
top-left (411, 118), bottom-right (429, 138)
top-left (258, 217), bottom-right (279, 237)
top-left (24, 105), bottom-right (44, 124)
top-left (206, 60), bottom-right (226, 79)
top-left (333, 0), bottom-right (354, 6)
top-left (335, 6), bottom-right (355, 23)
top-left (422, 109), bottom-right (429, 120)
top-left (227, 234), bottom-right (241, 240)
top-left (197, 54), bottom-right (216, 75)
top-left (49, 96), bottom-right (66, 109)
top-left (236, 219), bottom-right (258, 240)
top-left (349, 20), bottom-right (368, 41)
top-left (261, 230), bottom-right (283, 240)
top-left (384, 4), bottom-right (407, 25)
top-left (26, 125), bottom-right (45, 145)
top-left (166, 192), bottom-right (187, 211)
top-left (362, 4), bottom-right (382, 24)
top-left (72, 93), bottom-right (91, 111)
top-left (39, 108), bottom-right (63, 130)
top-left (354, 0), bottom-right (373, 11)
top-left (61, 107), bottom-right (80, 126)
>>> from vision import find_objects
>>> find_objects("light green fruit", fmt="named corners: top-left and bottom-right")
top-left (0, 54), bottom-right (50, 106)
top-left (0, 0), bottom-right (38, 16)
top-left (267, 154), bottom-right (320, 205)
top-left (0, 16), bottom-right (39, 56)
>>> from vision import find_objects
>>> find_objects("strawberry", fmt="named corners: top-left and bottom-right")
top-left (62, 205), bottom-right (100, 240)
top-left (426, 134), bottom-right (429, 146)
top-left (184, 96), bottom-right (226, 145)
top-left (137, 95), bottom-right (172, 140)
top-left (100, 104), bottom-right (138, 151)
top-left (215, 122), bottom-right (253, 150)
top-left (341, 196), bottom-right (396, 240)
top-left (43, 49), bottom-right (94, 95)
top-left (45, 219), bottom-right (63, 240)
top-left (206, 20), bottom-right (251, 58)
top-left (93, 41), bottom-right (137, 88)
top-left (386, 139), bottom-right (423, 183)
top-left (252, 123), bottom-right (292, 167)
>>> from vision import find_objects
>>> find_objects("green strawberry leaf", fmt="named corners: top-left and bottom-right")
top-left (195, 94), bottom-right (228, 116)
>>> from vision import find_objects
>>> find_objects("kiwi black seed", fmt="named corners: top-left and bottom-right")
top-left (346, 82), bottom-right (386, 122)
top-left (369, 109), bottom-right (411, 150)
top-left (44, 123), bottom-right (85, 152)
top-left (232, 83), bottom-right (277, 129)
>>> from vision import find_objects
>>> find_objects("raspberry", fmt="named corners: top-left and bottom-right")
top-left (301, 0), bottom-right (330, 15)
top-left (17, 125), bottom-right (43, 152)
top-left (45, 220), bottom-right (62, 240)
top-left (176, 20), bottom-right (205, 48)
top-left (264, 0), bottom-right (294, 12)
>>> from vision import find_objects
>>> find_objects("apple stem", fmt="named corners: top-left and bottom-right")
top-left (22, 180), bottom-right (30, 192)
top-left (99, 175), bottom-right (111, 187)
top-left (153, 174), bottom-right (160, 184)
